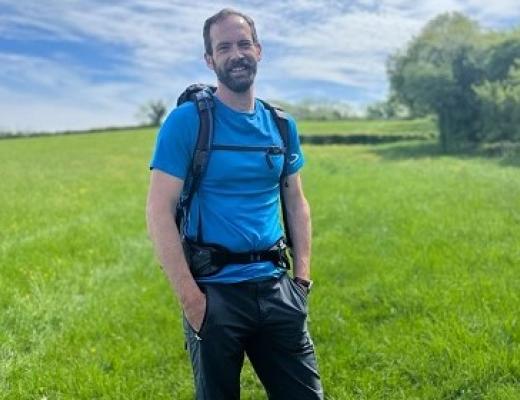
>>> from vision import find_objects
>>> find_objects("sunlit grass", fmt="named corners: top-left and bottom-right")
top-left (1, 125), bottom-right (519, 399)
top-left (298, 118), bottom-right (436, 138)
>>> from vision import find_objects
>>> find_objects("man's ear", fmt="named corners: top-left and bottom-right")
top-left (204, 53), bottom-right (215, 70)
top-left (256, 43), bottom-right (262, 62)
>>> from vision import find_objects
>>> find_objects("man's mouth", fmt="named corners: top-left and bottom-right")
top-left (229, 65), bottom-right (249, 74)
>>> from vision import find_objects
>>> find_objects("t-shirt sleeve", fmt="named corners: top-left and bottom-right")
top-left (149, 103), bottom-right (199, 180)
top-left (285, 115), bottom-right (305, 176)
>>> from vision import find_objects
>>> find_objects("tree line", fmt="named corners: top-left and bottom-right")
top-left (388, 12), bottom-right (520, 151)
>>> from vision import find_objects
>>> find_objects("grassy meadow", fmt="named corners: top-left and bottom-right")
top-left (1, 123), bottom-right (519, 399)
top-left (298, 118), bottom-right (436, 138)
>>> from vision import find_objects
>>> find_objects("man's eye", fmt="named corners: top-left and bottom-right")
top-left (239, 41), bottom-right (252, 48)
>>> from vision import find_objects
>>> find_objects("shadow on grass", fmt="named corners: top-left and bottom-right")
top-left (371, 140), bottom-right (520, 168)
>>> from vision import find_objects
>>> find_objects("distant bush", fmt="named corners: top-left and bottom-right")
top-left (137, 100), bottom-right (167, 126)
top-left (365, 96), bottom-right (412, 120)
top-left (269, 99), bottom-right (357, 120)
top-left (0, 124), bottom-right (154, 140)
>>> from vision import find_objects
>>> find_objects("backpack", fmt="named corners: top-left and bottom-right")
top-left (174, 83), bottom-right (293, 249)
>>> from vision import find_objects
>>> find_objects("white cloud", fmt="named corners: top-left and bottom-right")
top-left (0, 0), bottom-right (518, 131)
top-left (263, 10), bottom-right (422, 86)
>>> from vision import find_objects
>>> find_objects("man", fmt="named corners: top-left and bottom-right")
top-left (146, 8), bottom-right (323, 400)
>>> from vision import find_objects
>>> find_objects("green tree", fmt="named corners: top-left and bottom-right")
top-left (482, 32), bottom-right (520, 81)
top-left (388, 12), bottom-right (484, 150)
top-left (471, 30), bottom-right (520, 142)
top-left (474, 60), bottom-right (520, 142)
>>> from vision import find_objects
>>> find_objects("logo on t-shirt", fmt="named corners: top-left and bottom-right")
top-left (289, 153), bottom-right (300, 164)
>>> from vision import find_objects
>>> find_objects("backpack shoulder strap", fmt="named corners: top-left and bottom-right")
top-left (191, 88), bottom-right (214, 183)
top-left (258, 99), bottom-right (293, 249)
top-left (258, 99), bottom-right (290, 167)
top-left (175, 85), bottom-right (215, 237)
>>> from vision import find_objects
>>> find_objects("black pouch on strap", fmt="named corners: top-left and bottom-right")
top-left (182, 239), bottom-right (225, 278)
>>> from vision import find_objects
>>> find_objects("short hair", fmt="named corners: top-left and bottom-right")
top-left (203, 8), bottom-right (259, 55)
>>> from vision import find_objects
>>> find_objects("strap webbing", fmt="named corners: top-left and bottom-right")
top-left (260, 100), bottom-right (293, 249)
top-left (176, 89), bottom-right (214, 240)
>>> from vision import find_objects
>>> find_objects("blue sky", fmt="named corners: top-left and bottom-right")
top-left (0, 0), bottom-right (519, 132)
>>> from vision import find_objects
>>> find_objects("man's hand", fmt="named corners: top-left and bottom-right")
top-left (294, 276), bottom-right (312, 295)
top-left (183, 289), bottom-right (207, 333)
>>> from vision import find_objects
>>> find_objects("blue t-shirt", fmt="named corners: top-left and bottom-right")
top-left (150, 96), bottom-right (304, 283)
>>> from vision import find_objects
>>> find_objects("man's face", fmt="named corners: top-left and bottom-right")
top-left (205, 15), bottom-right (261, 93)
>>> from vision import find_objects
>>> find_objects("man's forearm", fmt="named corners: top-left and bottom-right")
top-left (286, 196), bottom-right (312, 280)
top-left (146, 205), bottom-right (201, 306)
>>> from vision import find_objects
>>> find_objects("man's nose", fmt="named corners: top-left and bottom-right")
top-left (229, 45), bottom-right (245, 60)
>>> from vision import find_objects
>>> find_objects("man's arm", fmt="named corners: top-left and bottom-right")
top-left (146, 169), bottom-right (206, 331)
top-left (282, 172), bottom-right (311, 281)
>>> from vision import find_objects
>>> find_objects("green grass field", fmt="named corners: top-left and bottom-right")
top-left (298, 118), bottom-right (436, 138)
top-left (1, 124), bottom-right (519, 399)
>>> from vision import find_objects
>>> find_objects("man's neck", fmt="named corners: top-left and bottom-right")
top-left (215, 84), bottom-right (255, 112)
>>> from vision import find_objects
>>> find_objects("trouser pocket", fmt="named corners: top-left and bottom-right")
top-left (288, 275), bottom-right (309, 303)
top-left (183, 285), bottom-right (211, 339)
top-left (283, 274), bottom-right (308, 314)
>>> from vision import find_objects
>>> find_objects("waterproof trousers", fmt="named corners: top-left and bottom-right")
top-left (183, 273), bottom-right (324, 400)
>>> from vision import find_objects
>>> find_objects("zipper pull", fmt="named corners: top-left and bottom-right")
top-left (265, 146), bottom-right (283, 169)
top-left (265, 152), bottom-right (274, 169)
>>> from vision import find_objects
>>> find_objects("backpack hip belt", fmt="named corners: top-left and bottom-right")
top-left (182, 237), bottom-right (290, 278)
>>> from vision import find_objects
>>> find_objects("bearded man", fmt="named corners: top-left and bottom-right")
top-left (146, 8), bottom-right (323, 400)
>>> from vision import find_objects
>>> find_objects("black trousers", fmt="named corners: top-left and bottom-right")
top-left (183, 273), bottom-right (324, 400)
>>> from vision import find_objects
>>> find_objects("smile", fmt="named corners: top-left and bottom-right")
top-left (230, 66), bottom-right (247, 72)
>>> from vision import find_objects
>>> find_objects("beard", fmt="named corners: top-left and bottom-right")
top-left (213, 56), bottom-right (257, 93)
